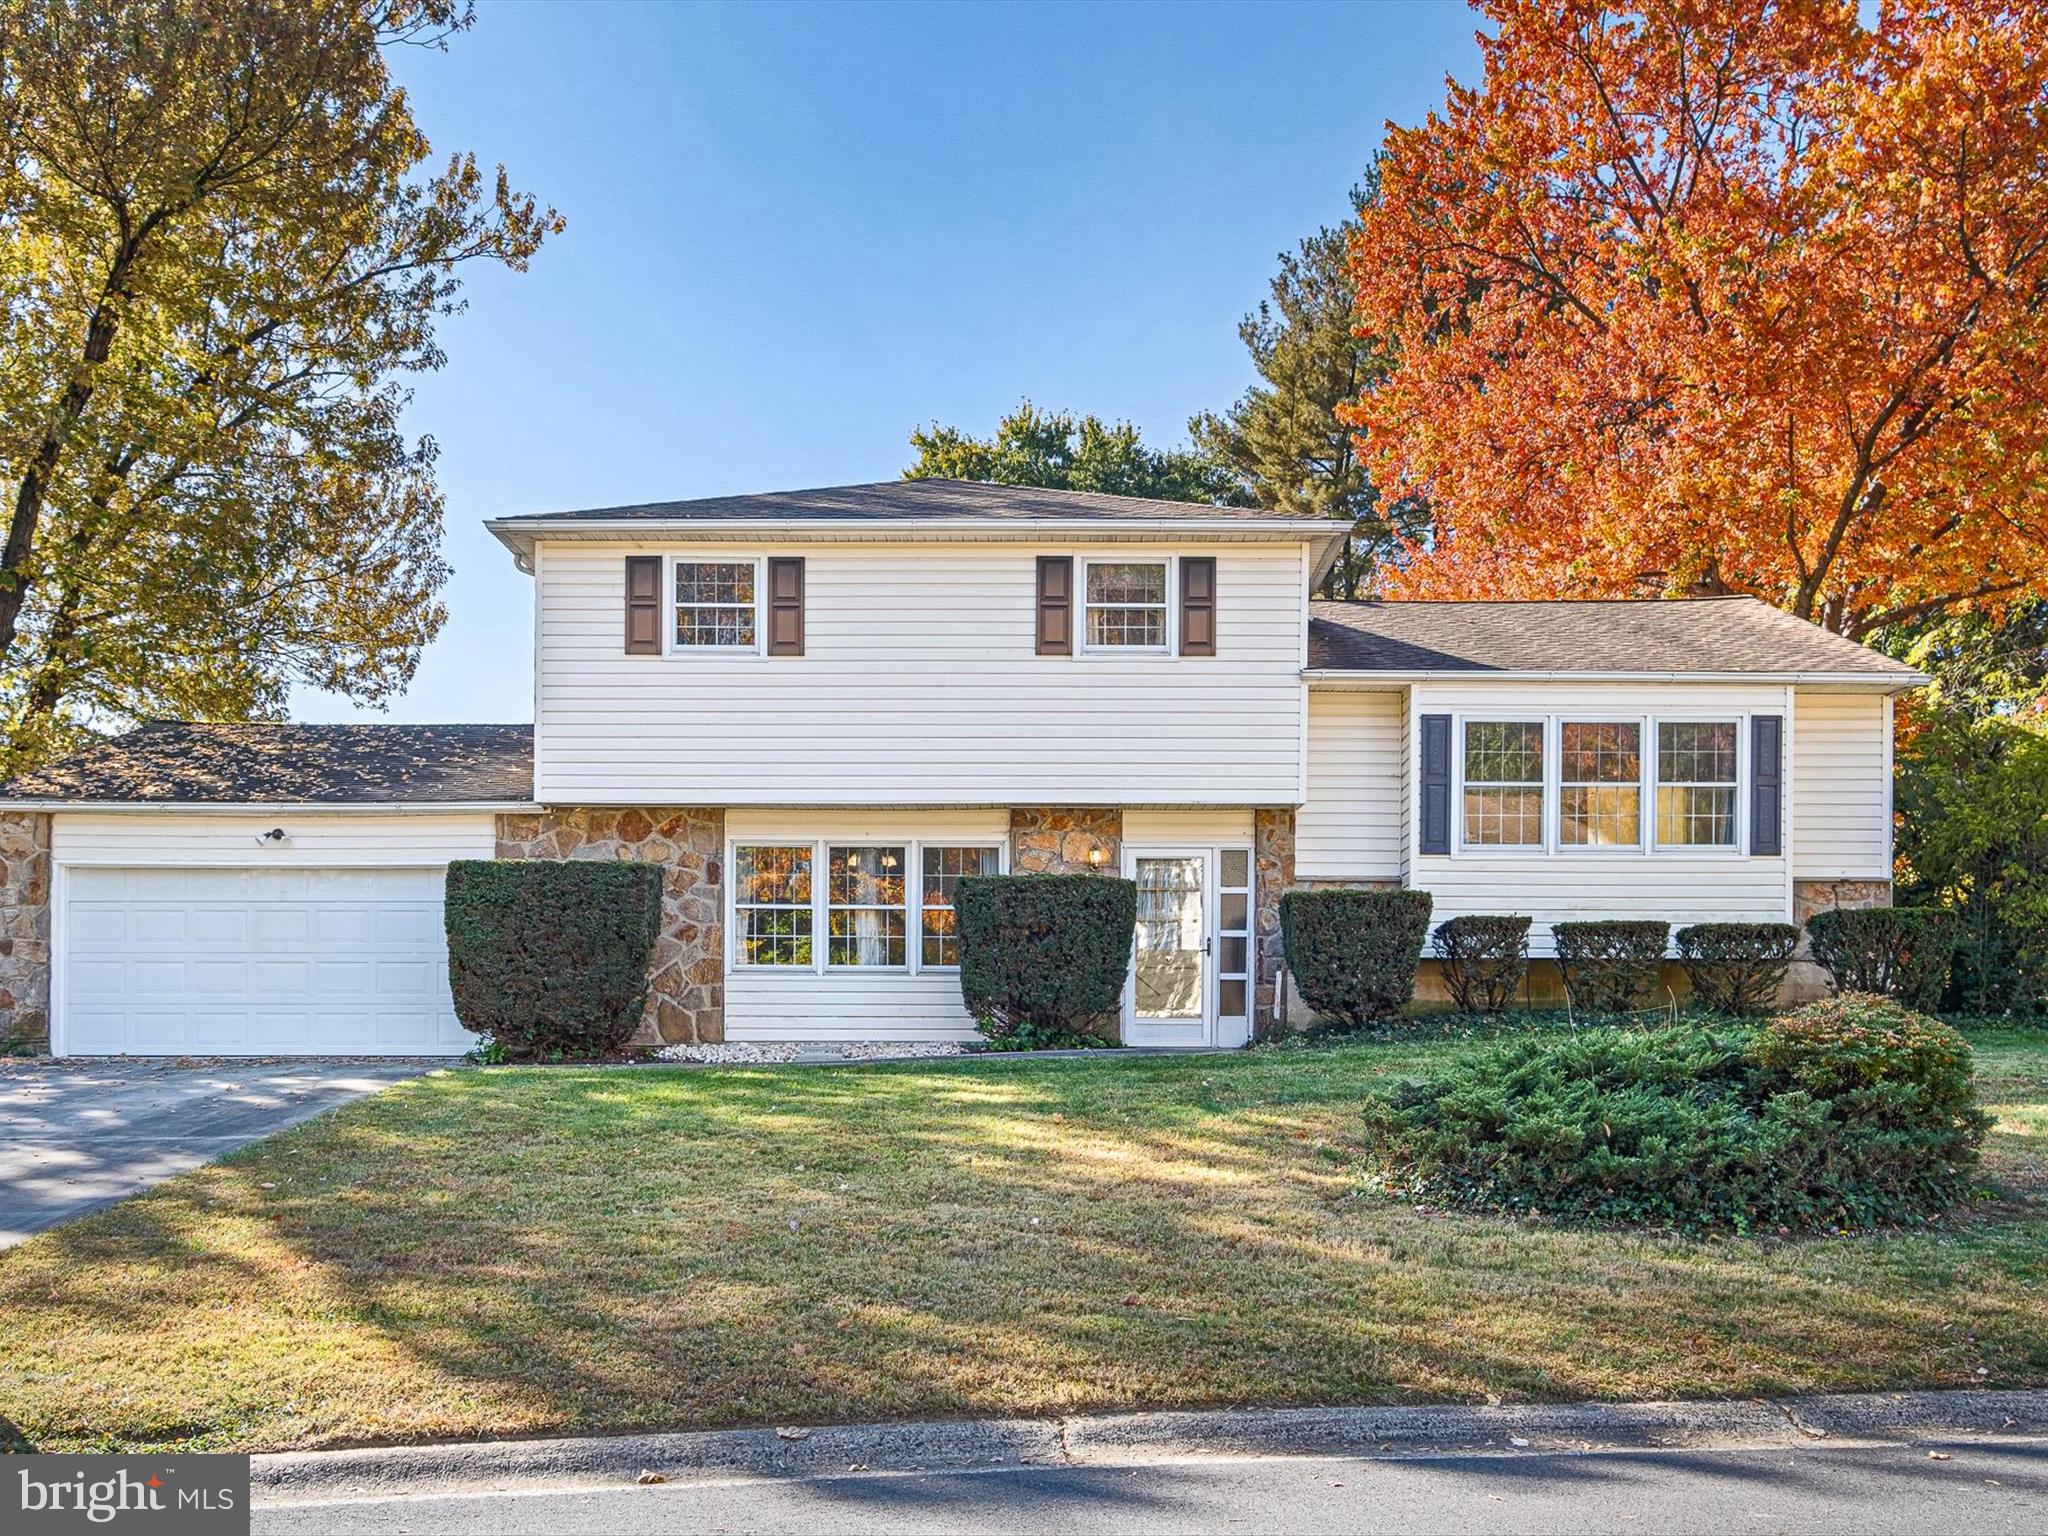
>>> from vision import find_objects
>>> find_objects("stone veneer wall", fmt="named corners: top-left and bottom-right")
top-left (0, 811), bottom-right (51, 1051)
top-left (1252, 809), bottom-right (1295, 1040)
top-left (494, 809), bottom-right (726, 1046)
top-left (1009, 807), bottom-right (1122, 875)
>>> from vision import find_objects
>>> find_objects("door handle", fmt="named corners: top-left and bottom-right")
top-left (1202, 937), bottom-right (1213, 956)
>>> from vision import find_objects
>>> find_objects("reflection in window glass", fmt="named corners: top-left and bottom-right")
top-left (675, 561), bottom-right (756, 647)
top-left (1656, 722), bottom-right (1738, 846)
top-left (1463, 720), bottom-right (1545, 846)
top-left (828, 846), bottom-right (907, 967)
top-left (1559, 721), bottom-right (1641, 846)
top-left (735, 845), bottom-right (811, 965)
top-left (1084, 562), bottom-right (1168, 648)
top-left (920, 846), bottom-right (1000, 967)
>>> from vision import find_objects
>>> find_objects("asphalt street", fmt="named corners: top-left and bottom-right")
top-left (251, 1435), bottom-right (2048, 1535)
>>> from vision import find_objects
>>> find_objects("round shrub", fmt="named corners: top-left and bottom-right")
top-left (955, 874), bottom-right (1137, 1049)
top-left (445, 859), bottom-right (664, 1059)
top-left (1280, 888), bottom-right (1433, 1031)
top-left (1431, 915), bottom-right (1531, 1014)
top-left (1551, 920), bottom-right (1670, 1014)
top-left (1805, 907), bottom-right (1957, 1012)
top-left (1675, 922), bottom-right (1800, 1016)
top-left (1359, 997), bottom-right (1989, 1233)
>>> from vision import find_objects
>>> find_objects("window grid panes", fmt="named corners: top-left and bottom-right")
top-left (1216, 848), bottom-right (1252, 1021)
top-left (1084, 561), bottom-right (1168, 649)
top-left (920, 846), bottom-right (1000, 968)
top-left (1656, 721), bottom-right (1739, 847)
top-left (1462, 720), bottom-right (1545, 847)
top-left (674, 561), bottom-right (757, 648)
top-left (827, 845), bottom-right (908, 968)
top-left (735, 845), bottom-right (812, 966)
top-left (1559, 721), bottom-right (1642, 847)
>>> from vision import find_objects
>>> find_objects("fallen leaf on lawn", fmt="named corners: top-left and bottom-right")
top-left (635, 1471), bottom-right (665, 1485)
top-left (1928, 1452), bottom-right (1952, 1460)
top-left (777, 1426), bottom-right (811, 1441)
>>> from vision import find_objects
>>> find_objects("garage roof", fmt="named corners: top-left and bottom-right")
top-left (0, 722), bottom-right (535, 805)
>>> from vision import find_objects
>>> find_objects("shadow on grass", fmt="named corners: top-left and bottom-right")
top-left (2, 1042), bottom-right (2046, 1453)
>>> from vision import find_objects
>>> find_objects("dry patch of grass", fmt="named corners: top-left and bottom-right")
top-left (1, 1032), bottom-right (2043, 1453)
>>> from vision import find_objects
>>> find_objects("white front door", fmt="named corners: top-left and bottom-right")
top-left (1123, 845), bottom-right (1254, 1048)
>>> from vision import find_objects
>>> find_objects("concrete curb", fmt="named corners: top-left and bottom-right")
top-left (250, 1388), bottom-right (2048, 1504)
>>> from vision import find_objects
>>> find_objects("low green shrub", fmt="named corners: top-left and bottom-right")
top-left (1280, 889), bottom-right (1433, 1031)
top-left (1675, 922), bottom-right (1801, 1016)
top-left (445, 860), bottom-right (663, 1060)
top-left (1806, 907), bottom-right (1957, 1012)
top-left (1431, 915), bottom-right (1531, 1014)
top-left (1552, 920), bottom-right (1670, 1013)
top-left (1358, 995), bottom-right (1988, 1233)
top-left (955, 874), bottom-right (1136, 1049)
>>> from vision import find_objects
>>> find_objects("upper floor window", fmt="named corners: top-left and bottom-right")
top-left (1083, 561), bottom-right (1169, 650)
top-left (1559, 721), bottom-right (1641, 847)
top-left (1461, 720), bottom-right (1544, 847)
top-left (674, 560), bottom-right (757, 649)
top-left (1656, 721), bottom-right (1738, 847)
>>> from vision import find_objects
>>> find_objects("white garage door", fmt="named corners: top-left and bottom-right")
top-left (60, 867), bottom-right (476, 1057)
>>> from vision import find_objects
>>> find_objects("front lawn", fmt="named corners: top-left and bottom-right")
top-left (2, 1031), bottom-right (2044, 1453)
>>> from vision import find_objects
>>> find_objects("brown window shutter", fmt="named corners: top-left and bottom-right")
top-left (1036, 556), bottom-right (1072, 655)
top-left (1180, 557), bottom-right (1217, 656)
top-left (766, 557), bottom-right (805, 656)
top-left (624, 556), bottom-right (660, 655)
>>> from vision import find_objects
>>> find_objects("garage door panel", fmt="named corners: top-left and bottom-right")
top-left (62, 866), bottom-right (475, 1057)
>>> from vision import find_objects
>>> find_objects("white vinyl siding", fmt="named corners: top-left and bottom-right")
top-left (1297, 690), bottom-right (1404, 881)
top-left (1793, 689), bottom-right (1893, 879)
top-left (51, 812), bottom-right (497, 866)
top-left (534, 541), bottom-right (1307, 804)
top-left (723, 809), bottom-right (1006, 1042)
top-left (1403, 682), bottom-right (1791, 952)
top-left (1123, 808), bottom-right (1255, 843)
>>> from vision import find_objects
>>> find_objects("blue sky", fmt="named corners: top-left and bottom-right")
top-left (293, 0), bottom-right (1485, 723)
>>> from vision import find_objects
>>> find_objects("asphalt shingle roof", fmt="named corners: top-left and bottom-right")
top-left (1307, 598), bottom-right (1921, 678)
top-left (1, 722), bottom-right (534, 804)
top-left (493, 478), bottom-right (1322, 524)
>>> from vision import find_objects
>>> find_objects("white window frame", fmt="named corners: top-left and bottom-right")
top-left (1079, 556), bottom-right (1175, 657)
top-left (1651, 715), bottom-right (1747, 855)
top-left (1456, 716), bottom-right (1550, 853)
top-left (1442, 710), bottom-right (1753, 859)
top-left (1555, 716), bottom-right (1647, 853)
top-left (665, 554), bottom-right (765, 657)
top-left (728, 836), bottom-right (1008, 976)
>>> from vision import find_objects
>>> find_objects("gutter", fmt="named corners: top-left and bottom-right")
top-left (0, 800), bottom-right (542, 816)
top-left (1301, 667), bottom-right (1928, 690)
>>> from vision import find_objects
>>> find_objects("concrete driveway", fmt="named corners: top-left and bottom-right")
top-left (0, 1059), bottom-right (441, 1248)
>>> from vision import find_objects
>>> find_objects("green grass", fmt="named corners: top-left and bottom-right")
top-left (1, 1030), bottom-right (2044, 1454)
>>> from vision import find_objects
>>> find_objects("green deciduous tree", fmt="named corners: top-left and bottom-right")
top-left (0, 0), bottom-right (560, 775)
top-left (1191, 178), bottom-right (1424, 599)
top-left (906, 400), bottom-right (1248, 506)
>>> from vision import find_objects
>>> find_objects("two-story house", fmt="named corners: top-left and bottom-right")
top-left (0, 480), bottom-right (1923, 1057)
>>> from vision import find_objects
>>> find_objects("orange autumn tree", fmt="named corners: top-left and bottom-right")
top-left (1345, 0), bottom-right (2048, 635)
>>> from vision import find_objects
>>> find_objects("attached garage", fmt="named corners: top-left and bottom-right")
top-left (0, 722), bottom-right (534, 1059)
top-left (61, 866), bottom-right (469, 1057)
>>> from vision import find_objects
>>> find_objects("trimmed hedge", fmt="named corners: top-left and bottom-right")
top-left (1806, 907), bottom-right (1957, 1012)
top-left (1675, 922), bottom-right (1801, 1016)
top-left (445, 859), bottom-right (663, 1059)
top-left (1280, 889), bottom-right (1433, 1030)
top-left (1431, 915), bottom-right (1531, 1014)
top-left (1359, 995), bottom-right (1989, 1233)
top-left (1552, 920), bottom-right (1670, 1014)
top-left (955, 874), bottom-right (1137, 1049)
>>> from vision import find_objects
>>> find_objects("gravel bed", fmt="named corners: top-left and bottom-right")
top-left (654, 1040), bottom-right (969, 1064)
